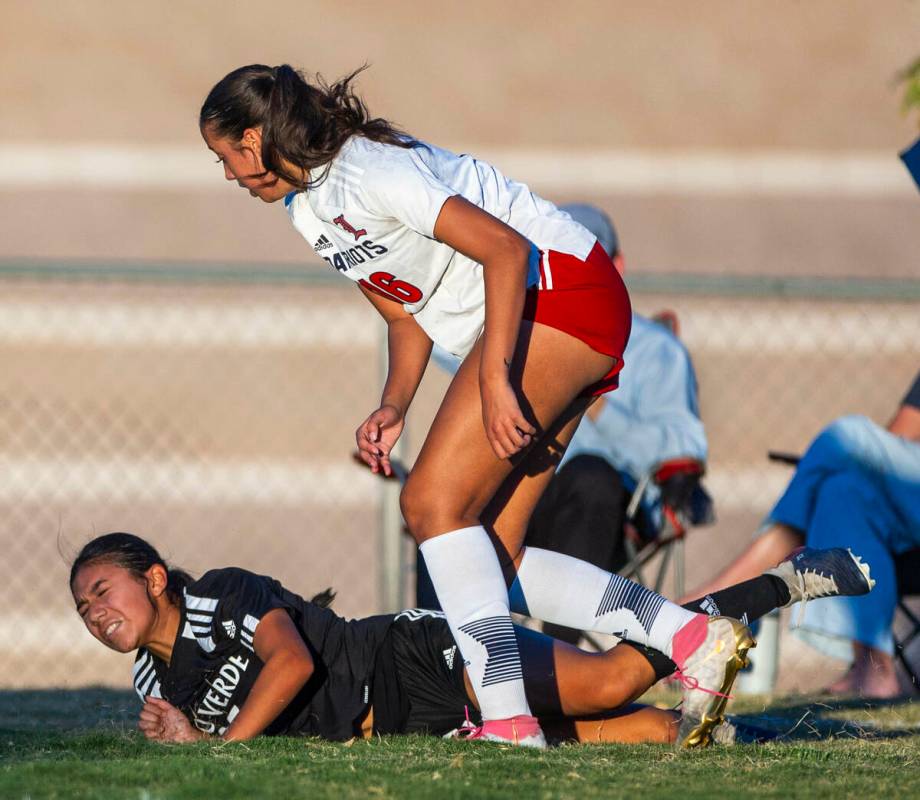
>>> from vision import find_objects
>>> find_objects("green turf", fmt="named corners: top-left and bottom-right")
top-left (1, 689), bottom-right (918, 800)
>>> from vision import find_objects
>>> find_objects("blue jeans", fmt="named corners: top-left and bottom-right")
top-left (768, 415), bottom-right (920, 657)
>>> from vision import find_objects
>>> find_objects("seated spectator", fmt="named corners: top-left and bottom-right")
top-left (683, 371), bottom-right (920, 697)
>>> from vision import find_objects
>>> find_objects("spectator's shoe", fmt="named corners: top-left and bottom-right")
top-left (766, 547), bottom-right (875, 616)
top-left (444, 712), bottom-right (547, 749)
top-left (671, 615), bottom-right (755, 749)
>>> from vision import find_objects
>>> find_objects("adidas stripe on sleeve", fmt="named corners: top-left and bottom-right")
top-left (183, 568), bottom-right (289, 656)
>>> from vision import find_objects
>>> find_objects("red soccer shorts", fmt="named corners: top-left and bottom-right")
top-left (522, 241), bottom-right (632, 396)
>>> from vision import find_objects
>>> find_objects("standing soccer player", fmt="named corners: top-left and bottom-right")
top-left (198, 63), bottom-right (752, 748)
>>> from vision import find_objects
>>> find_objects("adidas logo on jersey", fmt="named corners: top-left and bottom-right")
top-left (221, 620), bottom-right (237, 639)
top-left (313, 234), bottom-right (334, 252)
top-left (442, 646), bottom-right (457, 670)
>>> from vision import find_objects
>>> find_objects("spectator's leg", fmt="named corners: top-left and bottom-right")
top-left (680, 415), bottom-right (912, 603)
top-left (525, 454), bottom-right (628, 644)
top-left (795, 470), bottom-right (901, 698)
top-left (679, 524), bottom-right (803, 603)
top-left (772, 416), bottom-right (920, 528)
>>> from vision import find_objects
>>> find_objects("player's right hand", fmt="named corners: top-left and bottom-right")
top-left (138, 697), bottom-right (205, 743)
top-left (480, 373), bottom-right (536, 460)
top-left (356, 404), bottom-right (405, 476)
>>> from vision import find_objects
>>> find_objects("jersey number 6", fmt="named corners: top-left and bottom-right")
top-left (360, 272), bottom-right (423, 304)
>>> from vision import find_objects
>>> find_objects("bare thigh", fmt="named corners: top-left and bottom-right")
top-left (480, 395), bottom-right (591, 571)
top-left (401, 321), bottom-right (613, 547)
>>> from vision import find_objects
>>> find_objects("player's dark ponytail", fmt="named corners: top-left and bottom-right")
top-left (199, 63), bottom-right (416, 190)
top-left (309, 587), bottom-right (336, 609)
top-left (70, 532), bottom-right (193, 605)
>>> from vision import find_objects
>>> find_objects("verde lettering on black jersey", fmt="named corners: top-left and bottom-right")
top-left (131, 567), bottom-right (392, 740)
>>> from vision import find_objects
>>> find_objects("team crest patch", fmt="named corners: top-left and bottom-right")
top-left (332, 214), bottom-right (367, 241)
top-left (222, 620), bottom-right (237, 639)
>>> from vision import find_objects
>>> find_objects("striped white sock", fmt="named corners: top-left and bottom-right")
top-left (419, 526), bottom-right (533, 721)
top-left (510, 546), bottom-right (697, 657)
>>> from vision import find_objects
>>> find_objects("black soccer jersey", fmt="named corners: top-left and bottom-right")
top-left (132, 567), bottom-right (393, 740)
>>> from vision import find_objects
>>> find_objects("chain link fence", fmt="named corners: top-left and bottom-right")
top-left (1, 266), bottom-right (917, 691)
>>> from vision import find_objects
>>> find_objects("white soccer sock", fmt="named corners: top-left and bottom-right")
top-left (419, 526), bottom-right (533, 721)
top-left (509, 546), bottom-right (697, 657)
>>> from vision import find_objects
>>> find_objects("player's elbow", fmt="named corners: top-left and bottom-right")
top-left (269, 646), bottom-right (315, 686)
top-left (289, 650), bottom-right (315, 682)
top-left (493, 229), bottom-right (532, 268)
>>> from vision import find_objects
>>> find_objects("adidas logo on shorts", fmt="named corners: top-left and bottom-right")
top-left (313, 234), bottom-right (335, 252)
top-left (221, 620), bottom-right (237, 639)
top-left (442, 646), bottom-right (457, 670)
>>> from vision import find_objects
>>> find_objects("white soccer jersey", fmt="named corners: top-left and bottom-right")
top-left (285, 136), bottom-right (596, 357)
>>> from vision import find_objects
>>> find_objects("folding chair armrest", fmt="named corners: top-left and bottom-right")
top-left (768, 450), bottom-right (802, 466)
top-left (653, 457), bottom-right (705, 513)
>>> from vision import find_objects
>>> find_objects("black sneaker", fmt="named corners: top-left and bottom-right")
top-left (766, 547), bottom-right (874, 609)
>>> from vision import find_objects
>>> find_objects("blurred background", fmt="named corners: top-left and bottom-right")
top-left (0, 1), bottom-right (917, 691)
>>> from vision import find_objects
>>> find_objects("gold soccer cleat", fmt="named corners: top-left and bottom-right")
top-left (674, 616), bottom-right (755, 749)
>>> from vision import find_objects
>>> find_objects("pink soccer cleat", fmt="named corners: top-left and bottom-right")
top-left (444, 710), bottom-right (547, 749)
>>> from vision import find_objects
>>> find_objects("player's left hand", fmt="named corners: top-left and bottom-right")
top-left (356, 404), bottom-right (405, 476)
top-left (480, 374), bottom-right (536, 459)
top-left (138, 697), bottom-right (205, 743)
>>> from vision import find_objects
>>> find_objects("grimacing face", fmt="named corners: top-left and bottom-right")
top-left (201, 124), bottom-right (297, 203)
top-left (72, 562), bottom-right (162, 653)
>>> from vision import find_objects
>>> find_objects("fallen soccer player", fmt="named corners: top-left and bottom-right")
top-left (71, 533), bottom-right (873, 748)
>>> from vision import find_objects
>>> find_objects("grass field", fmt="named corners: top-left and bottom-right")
top-left (2, 688), bottom-right (919, 799)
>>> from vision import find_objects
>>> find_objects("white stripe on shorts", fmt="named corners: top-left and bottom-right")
top-left (541, 251), bottom-right (554, 290)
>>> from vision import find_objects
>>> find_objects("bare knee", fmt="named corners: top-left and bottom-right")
top-left (400, 477), bottom-right (476, 543)
top-left (399, 478), bottom-right (432, 542)
top-left (591, 646), bottom-right (659, 710)
top-left (579, 675), bottom-right (633, 715)
top-left (586, 656), bottom-right (636, 711)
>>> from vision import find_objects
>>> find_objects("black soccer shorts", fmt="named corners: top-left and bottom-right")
top-left (371, 611), bottom-right (479, 736)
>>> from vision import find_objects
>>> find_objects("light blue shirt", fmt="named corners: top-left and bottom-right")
top-left (564, 313), bottom-right (707, 521)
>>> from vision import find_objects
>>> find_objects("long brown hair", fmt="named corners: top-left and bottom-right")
top-left (199, 64), bottom-right (417, 189)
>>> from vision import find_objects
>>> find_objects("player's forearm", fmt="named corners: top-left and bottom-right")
top-left (380, 315), bottom-right (433, 415)
top-left (479, 241), bottom-right (530, 382)
top-left (221, 651), bottom-right (314, 741)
